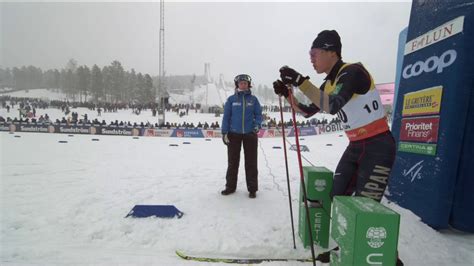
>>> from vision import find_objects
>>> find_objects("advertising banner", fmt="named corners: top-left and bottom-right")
top-left (99, 126), bottom-right (140, 136)
top-left (144, 128), bottom-right (173, 137)
top-left (203, 130), bottom-right (222, 138)
top-left (398, 142), bottom-right (437, 156)
top-left (0, 122), bottom-right (10, 132)
top-left (287, 126), bottom-right (318, 137)
top-left (170, 128), bottom-right (205, 138)
top-left (56, 125), bottom-right (95, 135)
top-left (13, 124), bottom-right (53, 133)
top-left (402, 86), bottom-right (442, 117)
top-left (388, 0), bottom-right (473, 230)
top-left (2, 124), bottom-right (329, 139)
top-left (399, 116), bottom-right (440, 143)
top-left (317, 123), bottom-right (344, 135)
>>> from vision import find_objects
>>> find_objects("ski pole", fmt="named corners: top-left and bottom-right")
top-left (278, 96), bottom-right (296, 250)
top-left (287, 85), bottom-right (316, 266)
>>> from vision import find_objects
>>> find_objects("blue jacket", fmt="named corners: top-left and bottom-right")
top-left (221, 90), bottom-right (262, 134)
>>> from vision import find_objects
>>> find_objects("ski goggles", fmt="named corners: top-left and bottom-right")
top-left (234, 74), bottom-right (252, 84)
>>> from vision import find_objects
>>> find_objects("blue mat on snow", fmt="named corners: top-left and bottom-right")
top-left (125, 205), bottom-right (184, 218)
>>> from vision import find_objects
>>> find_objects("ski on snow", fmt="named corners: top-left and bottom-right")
top-left (175, 250), bottom-right (314, 264)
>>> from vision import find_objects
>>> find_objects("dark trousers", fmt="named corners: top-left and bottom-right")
top-left (225, 132), bottom-right (258, 192)
top-left (331, 131), bottom-right (396, 202)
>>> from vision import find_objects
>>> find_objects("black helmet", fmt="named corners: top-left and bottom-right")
top-left (234, 74), bottom-right (252, 88)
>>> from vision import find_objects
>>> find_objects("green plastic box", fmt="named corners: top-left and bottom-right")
top-left (330, 196), bottom-right (400, 266)
top-left (298, 166), bottom-right (333, 248)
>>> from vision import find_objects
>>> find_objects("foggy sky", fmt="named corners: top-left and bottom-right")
top-left (1, 1), bottom-right (412, 86)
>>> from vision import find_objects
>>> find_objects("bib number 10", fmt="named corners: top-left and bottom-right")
top-left (363, 100), bottom-right (379, 114)
top-left (337, 100), bottom-right (380, 123)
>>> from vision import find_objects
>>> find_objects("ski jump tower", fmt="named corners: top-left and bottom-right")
top-left (202, 63), bottom-right (225, 110)
top-left (204, 63), bottom-right (211, 107)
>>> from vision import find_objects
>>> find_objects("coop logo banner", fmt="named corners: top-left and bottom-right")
top-left (402, 49), bottom-right (457, 79)
top-left (404, 16), bottom-right (464, 55)
top-left (171, 129), bottom-right (204, 138)
top-left (402, 86), bottom-right (442, 116)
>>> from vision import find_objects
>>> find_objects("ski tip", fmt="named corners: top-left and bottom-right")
top-left (175, 250), bottom-right (186, 258)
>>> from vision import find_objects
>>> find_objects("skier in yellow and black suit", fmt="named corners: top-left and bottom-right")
top-left (273, 30), bottom-right (402, 265)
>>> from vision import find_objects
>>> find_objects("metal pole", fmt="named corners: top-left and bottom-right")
top-left (279, 96), bottom-right (297, 249)
top-left (288, 86), bottom-right (316, 266)
top-left (159, 0), bottom-right (165, 124)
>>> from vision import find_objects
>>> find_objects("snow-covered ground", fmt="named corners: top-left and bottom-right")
top-left (1, 131), bottom-right (474, 265)
top-left (1, 90), bottom-right (473, 265)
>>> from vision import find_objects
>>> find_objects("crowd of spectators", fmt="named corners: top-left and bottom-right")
top-left (0, 96), bottom-right (341, 129)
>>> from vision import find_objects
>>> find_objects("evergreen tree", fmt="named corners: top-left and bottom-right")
top-left (60, 69), bottom-right (67, 91)
top-left (102, 66), bottom-right (112, 102)
top-left (43, 69), bottom-right (56, 88)
top-left (136, 72), bottom-right (144, 103)
top-left (109, 60), bottom-right (125, 102)
top-left (0, 68), bottom-right (6, 89)
top-left (13, 67), bottom-right (24, 90)
top-left (65, 69), bottom-right (77, 100)
top-left (143, 74), bottom-right (154, 103)
top-left (91, 64), bottom-right (103, 102)
top-left (77, 65), bottom-right (91, 102)
top-left (4, 68), bottom-right (14, 88)
top-left (53, 69), bottom-right (60, 89)
top-left (127, 68), bottom-right (138, 103)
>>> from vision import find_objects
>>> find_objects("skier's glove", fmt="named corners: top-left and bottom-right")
top-left (222, 134), bottom-right (230, 145)
top-left (273, 80), bottom-right (289, 98)
top-left (279, 66), bottom-right (309, 87)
